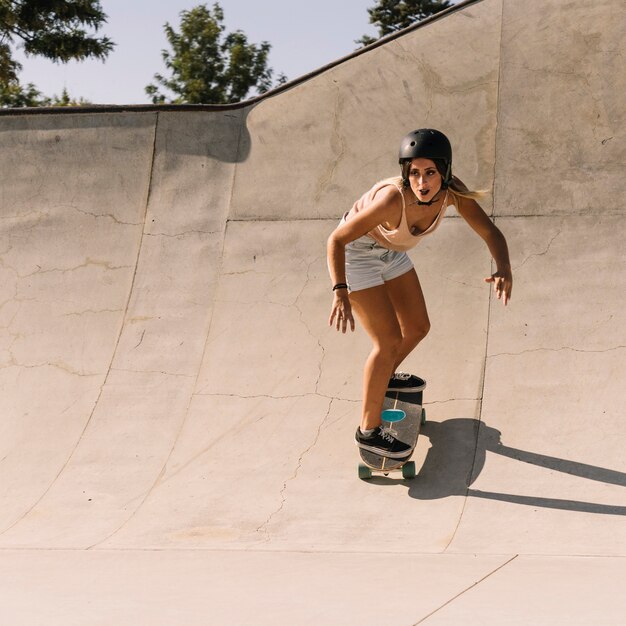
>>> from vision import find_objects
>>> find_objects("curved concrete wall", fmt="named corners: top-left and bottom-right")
top-left (0, 1), bottom-right (624, 619)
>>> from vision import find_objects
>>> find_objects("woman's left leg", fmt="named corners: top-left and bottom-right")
top-left (384, 268), bottom-right (431, 370)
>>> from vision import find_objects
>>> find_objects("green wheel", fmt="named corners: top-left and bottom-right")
top-left (358, 463), bottom-right (372, 480)
top-left (421, 408), bottom-right (426, 425)
top-left (402, 461), bottom-right (416, 479)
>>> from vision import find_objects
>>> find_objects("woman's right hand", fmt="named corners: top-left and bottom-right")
top-left (328, 290), bottom-right (355, 333)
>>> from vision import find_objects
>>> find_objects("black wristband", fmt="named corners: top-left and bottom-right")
top-left (333, 283), bottom-right (349, 291)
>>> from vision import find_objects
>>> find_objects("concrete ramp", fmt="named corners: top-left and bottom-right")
top-left (1, 0), bottom-right (625, 623)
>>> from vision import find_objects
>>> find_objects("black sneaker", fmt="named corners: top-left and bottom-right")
top-left (355, 426), bottom-right (413, 459)
top-left (387, 372), bottom-right (426, 393)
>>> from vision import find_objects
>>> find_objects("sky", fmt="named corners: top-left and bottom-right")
top-left (12, 0), bottom-right (386, 105)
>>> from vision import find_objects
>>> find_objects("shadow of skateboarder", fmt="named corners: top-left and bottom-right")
top-left (402, 418), bottom-right (626, 516)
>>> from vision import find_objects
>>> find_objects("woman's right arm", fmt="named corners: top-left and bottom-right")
top-left (327, 235), bottom-right (354, 333)
top-left (327, 186), bottom-right (402, 333)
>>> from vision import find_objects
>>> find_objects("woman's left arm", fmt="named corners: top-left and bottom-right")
top-left (456, 195), bottom-right (513, 306)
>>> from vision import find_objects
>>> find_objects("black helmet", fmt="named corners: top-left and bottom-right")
top-left (398, 128), bottom-right (452, 188)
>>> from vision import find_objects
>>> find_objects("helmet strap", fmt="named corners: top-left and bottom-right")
top-left (443, 161), bottom-right (452, 188)
top-left (400, 161), bottom-right (411, 188)
top-left (416, 187), bottom-right (443, 206)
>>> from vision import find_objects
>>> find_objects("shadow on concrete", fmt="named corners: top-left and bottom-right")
top-left (393, 418), bottom-right (625, 516)
top-left (0, 107), bottom-right (252, 163)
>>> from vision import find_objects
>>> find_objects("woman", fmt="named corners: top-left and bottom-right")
top-left (327, 129), bottom-right (512, 458)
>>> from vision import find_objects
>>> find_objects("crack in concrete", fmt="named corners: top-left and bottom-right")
top-left (515, 227), bottom-right (562, 270)
top-left (0, 361), bottom-right (103, 377)
top-left (111, 367), bottom-right (195, 379)
top-left (293, 257), bottom-right (326, 393)
top-left (443, 276), bottom-right (483, 290)
top-left (0, 297), bottom-right (24, 328)
top-left (253, 397), bottom-right (335, 545)
top-left (144, 230), bottom-right (220, 239)
top-left (425, 398), bottom-right (481, 406)
top-left (133, 330), bottom-right (146, 350)
top-left (413, 555), bottom-right (519, 624)
top-left (61, 308), bottom-right (124, 317)
top-left (72, 206), bottom-right (142, 227)
top-left (0, 115), bottom-right (159, 545)
top-left (314, 85), bottom-right (345, 202)
top-left (221, 270), bottom-right (273, 277)
top-left (211, 297), bottom-right (293, 309)
top-left (489, 345), bottom-right (626, 359)
top-left (390, 39), bottom-right (497, 117)
top-left (19, 259), bottom-right (132, 278)
top-left (195, 391), bottom-right (359, 404)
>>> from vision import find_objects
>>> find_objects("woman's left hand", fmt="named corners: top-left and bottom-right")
top-left (485, 269), bottom-right (512, 306)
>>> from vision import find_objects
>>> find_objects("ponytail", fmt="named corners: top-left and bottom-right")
top-left (448, 175), bottom-right (488, 201)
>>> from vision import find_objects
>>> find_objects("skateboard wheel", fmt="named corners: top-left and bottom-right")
top-left (402, 461), bottom-right (416, 479)
top-left (358, 464), bottom-right (372, 480)
top-left (421, 408), bottom-right (426, 425)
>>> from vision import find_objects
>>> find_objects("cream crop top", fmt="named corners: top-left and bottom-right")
top-left (345, 178), bottom-right (457, 252)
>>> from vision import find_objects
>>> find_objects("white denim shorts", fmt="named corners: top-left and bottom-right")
top-left (344, 234), bottom-right (414, 292)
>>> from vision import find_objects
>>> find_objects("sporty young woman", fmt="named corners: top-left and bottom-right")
top-left (327, 129), bottom-right (512, 458)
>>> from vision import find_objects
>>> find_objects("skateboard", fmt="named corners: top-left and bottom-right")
top-left (358, 378), bottom-right (426, 480)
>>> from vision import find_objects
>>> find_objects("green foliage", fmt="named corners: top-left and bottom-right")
top-left (357, 0), bottom-right (453, 47)
top-left (0, 82), bottom-right (91, 107)
top-left (146, 3), bottom-right (286, 105)
top-left (0, 79), bottom-right (48, 107)
top-left (49, 87), bottom-right (91, 106)
top-left (0, 0), bottom-right (112, 106)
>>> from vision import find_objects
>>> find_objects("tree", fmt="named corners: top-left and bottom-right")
top-left (357, 0), bottom-right (453, 47)
top-left (0, 79), bottom-right (48, 107)
top-left (49, 87), bottom-right (91, 106)
top-left (146, 3), bottom-right (286, 105)
top-left (0, 0), bottom-right (113, 107)
top-left (0, 82), bottom-right (91, 107)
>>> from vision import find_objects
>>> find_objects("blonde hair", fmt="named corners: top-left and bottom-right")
top-left (387, 175), bottom-right (489, 201)
top-left (447, 176), bottom-right (488, 201)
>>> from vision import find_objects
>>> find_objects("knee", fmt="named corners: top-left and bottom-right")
top-left (374, 331), bottom-right (403, 362)
top-left (407, 320), bottom-right (431, 346)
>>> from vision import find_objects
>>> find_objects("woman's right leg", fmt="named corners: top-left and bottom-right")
top-left (349, 284), bottom-right (403, 431)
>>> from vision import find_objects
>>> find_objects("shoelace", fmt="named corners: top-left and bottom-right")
top-left (378, 426), bottom-right (396, 443)
top-left (394, 372), bottom-right (412, 381)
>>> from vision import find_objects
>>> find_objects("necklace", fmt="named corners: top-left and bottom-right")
top-left (416, 194), bottom-right (441, 206)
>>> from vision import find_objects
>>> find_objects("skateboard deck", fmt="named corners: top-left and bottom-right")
top-left (358, 381), bottom-right (426, 480)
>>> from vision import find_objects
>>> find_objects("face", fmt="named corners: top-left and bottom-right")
top-left (408, 158), bottom-right (442, 202)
